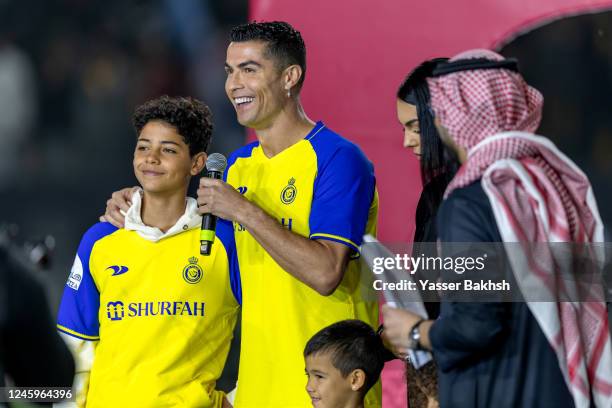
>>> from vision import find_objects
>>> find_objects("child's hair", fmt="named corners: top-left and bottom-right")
top-left (304, 319), bottom-right (387, 394)
top-left (132, 95), bottom-right (213, 156)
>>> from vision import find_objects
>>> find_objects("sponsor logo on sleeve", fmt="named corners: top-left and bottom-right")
top-left (67, 255), bottom-right (84, 291)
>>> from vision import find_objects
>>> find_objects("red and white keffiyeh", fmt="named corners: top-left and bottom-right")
top-left (428, 49), bottom-right (612, 408)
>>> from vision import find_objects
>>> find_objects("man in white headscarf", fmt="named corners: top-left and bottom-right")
top-left (383, 49), bottom-right (612, 408)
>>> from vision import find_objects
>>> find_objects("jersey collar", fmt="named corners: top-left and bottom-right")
top-left (124, 189), bottom-right (201, 242)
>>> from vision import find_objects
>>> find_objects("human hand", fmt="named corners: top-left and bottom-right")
top-left (381, 304), bottom-right (423, 358)
top-left (100, 187), bottom-right (138, 228)
top-left (197, 178), bottom-right (251, 223)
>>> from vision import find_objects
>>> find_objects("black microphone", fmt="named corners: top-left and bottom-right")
top-left (200, 153), bottom-right (228, 255)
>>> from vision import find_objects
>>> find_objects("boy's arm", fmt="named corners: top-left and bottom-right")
top-left (56, 222), bottom-right (114, 406)
top-left (56, 334), bottom-right (97, 408)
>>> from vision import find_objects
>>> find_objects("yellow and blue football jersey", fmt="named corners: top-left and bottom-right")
top-left (57, 213), bottom-right (241, 407)
top-left (226, 121), bottom-right (380, 408)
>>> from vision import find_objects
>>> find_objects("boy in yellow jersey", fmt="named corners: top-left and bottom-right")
top-left (304, 320), bottom-right (389, 408)
top-left (103, 22), bottom-right (380, 408)
top-left (57, 96), bottom-right (241, 408)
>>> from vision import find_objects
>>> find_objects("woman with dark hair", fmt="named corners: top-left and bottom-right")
top-left (394, 58), bottom-right (458, 408)
top-left (396, 57), bottom-right (458, 244)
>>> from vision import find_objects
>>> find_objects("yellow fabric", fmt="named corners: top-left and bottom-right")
top-left (81, 228), bottom-right (237, 407)
top-left (227, 139), bottom-right (380, 408)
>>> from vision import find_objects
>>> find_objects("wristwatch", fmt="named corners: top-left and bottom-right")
top-left (407, 319), bottom-right (425, 350)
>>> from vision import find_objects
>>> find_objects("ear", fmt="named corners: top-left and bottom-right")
top-left (190, 152), bottom-right (207, 176)
top-left (282, 64), bottom-right (303, 95)
top-left (349, 369), bottom-right (366, 392)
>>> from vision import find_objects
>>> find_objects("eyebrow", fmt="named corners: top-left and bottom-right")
top-left (137, 138), bottom-right (181, 146)
top-left (225, 60), bottom-right (262, 69)
top-left (404, 119), bottom-right (419, 127)
top-left (239, 60), bottom-right (262, 68)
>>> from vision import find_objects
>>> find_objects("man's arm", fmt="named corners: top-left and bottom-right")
top-left (198, 178), bottom-right (349, 296)
top-left (101, 187), bottom-right (139, 228)
top-left (101, 182), bottom-right (349, 295)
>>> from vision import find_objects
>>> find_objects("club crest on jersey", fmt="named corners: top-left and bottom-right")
top-left (183, 256), bottom-right (203, 284)
top-left (280, 178), bottom-right (297, 205)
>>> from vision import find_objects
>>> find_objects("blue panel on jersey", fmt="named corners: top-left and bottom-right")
top-left (57, 222), bottom-right (118, 340)
top-left (216, 218), bottom-right (242, 305)
top-left (223, 141), bottom-right (259, 182)
top-left (308, 125), bottom-right (376, 253)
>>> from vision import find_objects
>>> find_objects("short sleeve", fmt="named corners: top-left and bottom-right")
top-left (216, 218), bottom-right (242, 305)
top-left (57, 222), bottom-right (117, 341)
top-left (308, 143), bottom-right (376, 253)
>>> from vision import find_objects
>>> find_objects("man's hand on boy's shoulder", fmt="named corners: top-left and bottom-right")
top-left (101, 187), bottom-right (138, 228)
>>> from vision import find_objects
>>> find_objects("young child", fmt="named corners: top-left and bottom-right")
top-left (304, 320), bottom-right (388, 408)
top-left (57, 96), bottom-right (240, 407)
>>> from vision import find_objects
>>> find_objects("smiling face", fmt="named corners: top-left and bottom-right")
top-left (224, 40), bottom-right (290, 130)
top-left (133, 121), bottom-right (205, 196)
top-left (305, 352), bottom-right (363, 408)
top-left (396, 98), bottom-right (421, 159)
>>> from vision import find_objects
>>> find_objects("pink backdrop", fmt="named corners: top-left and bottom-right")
top-left (248, 1), bottom-right (612, 406)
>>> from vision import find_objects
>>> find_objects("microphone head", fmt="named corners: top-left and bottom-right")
top-left (206, 153), bottom-right (227, 173)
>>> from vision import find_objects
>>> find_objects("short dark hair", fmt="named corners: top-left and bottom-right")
top-left (133, 95), bottom-right (213, 156)
top-left (230, 21), bottom-right (306, 90)
top-left (304, 320), bottom-right (386, 394)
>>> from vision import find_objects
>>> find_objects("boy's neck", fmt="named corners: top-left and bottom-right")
top-left (140, 189), bottom-right (188, 233)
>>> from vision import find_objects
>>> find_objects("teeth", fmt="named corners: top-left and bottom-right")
top-left (235, 97), bottom-right (254, 105)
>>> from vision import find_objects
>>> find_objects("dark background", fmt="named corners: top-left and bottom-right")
top-left (0, 0), bottom-right (248, 391)
top-left (501, 11), bottom-right (612, 240)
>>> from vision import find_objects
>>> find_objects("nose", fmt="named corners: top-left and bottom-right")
top-left (226, 71), bottom-right (243, 95)
top-left (305, 378), bottom-right (314, 393)
top-left (145, 148), bottom-right (161, 164)
top-left (403, 131), bottom-right (419, 149)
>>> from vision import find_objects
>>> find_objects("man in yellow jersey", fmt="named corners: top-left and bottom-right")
top-left (200, 21), bottom-right (379, 408)
top-left (103, 22), bottom-right (380, 408)
top-left (58, 96), bottom-right (241, 407)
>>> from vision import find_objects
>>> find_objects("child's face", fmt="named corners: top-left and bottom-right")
top-left (305, 352), bottom-right (357, 408)
top-left (133, 121), bottom-right (204, 195)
